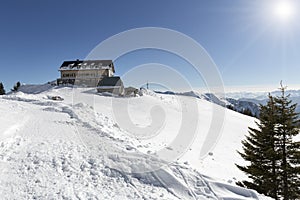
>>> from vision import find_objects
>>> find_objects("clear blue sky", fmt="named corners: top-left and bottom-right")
top-left (1, 0), bottom-right (300, 91)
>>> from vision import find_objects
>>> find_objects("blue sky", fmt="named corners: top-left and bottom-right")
top-left (1, 0), bottom-right (300, 91)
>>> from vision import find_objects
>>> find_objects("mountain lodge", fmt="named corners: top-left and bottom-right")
top-left (57, 59), bottom-right (115, 87)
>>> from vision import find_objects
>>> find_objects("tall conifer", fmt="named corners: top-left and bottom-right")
top-left (236, 95), bottom-right (280, 199)
top-left (237, 84), bottom-right (300, 199)
top-left (273, 85), bottom-right (300, 199)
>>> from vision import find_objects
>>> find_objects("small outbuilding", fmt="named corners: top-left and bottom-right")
top-left (96, 76), bottom-right (124, 95)
top-left (124, 87), bottom-right (139, 97)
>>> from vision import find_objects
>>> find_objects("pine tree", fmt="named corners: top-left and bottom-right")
top-left (273, 85), bottom-right (300, 200)
top-left (11, 81), bottom-right (21, 92)
top-left (0, 82), bottom-right (5, 95)
top-left (237, 85), bottom-right (300, 200)
top-left (242, 108), bottom-right (254, 117)
top-left (236, 95), bottom-right (280, 199)
top-left (226, 104), bottom-right (235, 111)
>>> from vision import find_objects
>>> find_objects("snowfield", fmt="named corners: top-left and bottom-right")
top-left (0, 84), bottom-right (272, 199)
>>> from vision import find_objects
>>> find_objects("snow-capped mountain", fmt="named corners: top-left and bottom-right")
top-left (0, 84), bottom-right (272, 199)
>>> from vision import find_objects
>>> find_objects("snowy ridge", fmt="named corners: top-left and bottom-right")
top-left (154, 90), bottom-right (260, 117)
top-left (0, 85), bottom-right (272, 199)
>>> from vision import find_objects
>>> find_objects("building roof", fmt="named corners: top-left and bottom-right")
top-left (97, 76), bottom-right (123, 87)
top-left (59, 59), bottom-right (115, 72)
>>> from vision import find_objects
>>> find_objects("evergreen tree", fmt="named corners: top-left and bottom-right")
top-left (237, 85), bottom-right (300, 200)
top-left (242, 108), bottom-right (254, 117)
top-left (0, 82), bottom-right (5, 95)
top-left (11, 81), bottom-right (21, 92)
top-left (236, 95), bottom-right (280, 199)
top-left (273, 85), bottom-right (300, 200)
top-left (226, 104), bottom-right (235, 111)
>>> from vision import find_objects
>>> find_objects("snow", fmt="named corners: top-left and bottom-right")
top-left (0, 84), bottom-right (273, 199)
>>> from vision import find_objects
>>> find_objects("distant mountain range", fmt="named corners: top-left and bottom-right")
top-left (155, 89), bottom-right (300, 118)
top-left (227, 90), bottom-right (300, 116)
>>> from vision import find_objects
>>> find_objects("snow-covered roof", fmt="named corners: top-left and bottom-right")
top-left (59, 59), bottom-right (115, 72)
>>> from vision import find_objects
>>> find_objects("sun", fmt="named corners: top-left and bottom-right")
top-left (273, 1), bottom-right (295, 22)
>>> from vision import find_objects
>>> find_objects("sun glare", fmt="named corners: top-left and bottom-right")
top-left (273, 1), bottom-right (295, 22)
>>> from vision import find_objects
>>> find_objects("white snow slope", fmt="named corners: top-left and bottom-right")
top-left (0, 85), bottom-right (272, 200)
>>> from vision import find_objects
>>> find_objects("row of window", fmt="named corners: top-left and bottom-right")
top-left (62, 73), bottom-right (109, 78)
top-left (67, 63), bottom-right (110, 69)
top-left (62, 73), bottom-right (76, 77)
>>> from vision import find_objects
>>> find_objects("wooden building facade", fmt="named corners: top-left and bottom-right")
top-left (57, 60), bottom-right (115, 87)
